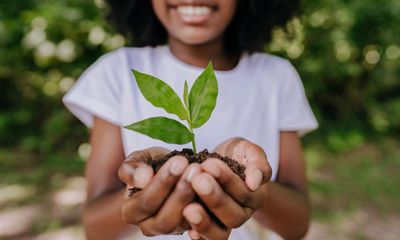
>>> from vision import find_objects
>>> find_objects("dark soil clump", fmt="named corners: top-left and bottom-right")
top-left (129, 149), bottom-right (245, 196)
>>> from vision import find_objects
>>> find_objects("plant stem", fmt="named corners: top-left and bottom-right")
top-left (191, 134), bottom-right (197, 156)
top-left (184, 98), bottom-right (197, 155)
top-left (188, 124), bottom-right (197, 155)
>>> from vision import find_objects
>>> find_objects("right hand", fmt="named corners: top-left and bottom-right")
top-left (118, 147), bottom-right (202, 236)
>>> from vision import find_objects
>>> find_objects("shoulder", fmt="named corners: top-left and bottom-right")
top-left (95, 46), bottom-right (158, 66)
top-left (94, 46), bottom-right (169, 74)
top-left (72, 47), bottom-right (161, 93)
top-left (241, 52), bottom-right (300, 87)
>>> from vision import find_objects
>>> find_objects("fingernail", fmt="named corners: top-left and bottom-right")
top-left (204, 159), bottom-right (220, 177)
top-left (189, 230), bottom-right (201, 239)
top-left (185, 166), bottom-right (199, 182)
top-left (251, 169), bottom-right (263, 191)
top-left (187, 211), bottom-right (202, 225)
top-left (134, 167), bottom-right (148, 186)
top-left (169, 157), bottom-right (186, 176)
top-left (196, 177), bottom-right (213, 195)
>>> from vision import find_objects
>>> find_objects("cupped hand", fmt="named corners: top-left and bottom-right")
top-left (118, 147), bottom-right (202, 236)
top-left (184, 138), bottom-right (272, 239)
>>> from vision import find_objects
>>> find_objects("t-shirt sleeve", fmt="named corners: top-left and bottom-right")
top-left (278, 60), bottom-right (318, 135)
top-left (62, 52), bottom-right (122, 128)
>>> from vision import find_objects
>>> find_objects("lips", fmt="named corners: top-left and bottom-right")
top-left (169, 3), bottom-right (217, 25)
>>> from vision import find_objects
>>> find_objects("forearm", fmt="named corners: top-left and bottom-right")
top-left (84, 188), bottom-right (137, 240)
top-left (253, 181), bottom-right (310, 240)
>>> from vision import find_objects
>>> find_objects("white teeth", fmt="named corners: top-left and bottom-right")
top-left (177, 6), bottom-right (211, 16)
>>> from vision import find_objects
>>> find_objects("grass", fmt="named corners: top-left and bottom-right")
top-left (306, 137), bottom-right (400, 219)
top-left (0, 147), bottom-right (85, 207)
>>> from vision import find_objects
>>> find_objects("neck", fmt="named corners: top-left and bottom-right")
top-left (168, 36), bottom-right (239, 71)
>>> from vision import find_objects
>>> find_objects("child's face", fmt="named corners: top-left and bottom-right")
top-left (152, 0), bottom-right (237, 46)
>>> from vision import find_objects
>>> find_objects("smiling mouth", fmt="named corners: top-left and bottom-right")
top-left (170, 5), bottom-right (217, 24)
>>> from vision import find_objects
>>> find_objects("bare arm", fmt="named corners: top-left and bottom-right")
top-left (83, 117), bottom-right (137, 239)
top-left (253, 131), bottom-right (310, 239)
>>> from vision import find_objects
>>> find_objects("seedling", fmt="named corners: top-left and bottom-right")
top-left (125, 62), bottom-right (246, 197)
top-left (125, 62), bottom-right (218, 155)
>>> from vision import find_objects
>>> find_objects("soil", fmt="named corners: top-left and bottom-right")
top-left (128, 148), bottom-right (246, 196)
top-left (128, 148), bottom-right (246, 229)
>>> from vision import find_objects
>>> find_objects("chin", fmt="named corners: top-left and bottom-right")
top-left (173, 29), bottom-right (221, 46)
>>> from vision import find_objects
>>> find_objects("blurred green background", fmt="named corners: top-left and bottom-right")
top-left (0, 0), bottom-right (399, 239)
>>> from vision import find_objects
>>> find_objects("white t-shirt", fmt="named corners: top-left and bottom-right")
top-left (63, 45), bottom-right (318, 240)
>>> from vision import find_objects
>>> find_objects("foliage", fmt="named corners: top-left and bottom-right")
top-left (267, 0), bottom-right (400, 149)
top-left (131, 69), bottom-right (189, 121)
top-left (0, 1), bottom-right (399, 237)
top-left (126, 117), bottom-right (194, 145)
top-left (126, 63), bottom-right (218, 153)
top-left (0, 0), bottom-right (399, 157)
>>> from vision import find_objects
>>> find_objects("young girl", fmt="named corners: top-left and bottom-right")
top-left (63, 0), bottom-right (318, 239)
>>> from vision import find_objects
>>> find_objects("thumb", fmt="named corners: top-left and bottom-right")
top-left (118, 147), bottom-right (169, 188)
top-left (118, 160), bottom-right (154, 189)
top-left (243, 142), bottom-right (272, 191)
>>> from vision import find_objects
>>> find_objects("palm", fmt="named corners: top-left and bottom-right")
top-left (214, 138), bottom-right (268, 167)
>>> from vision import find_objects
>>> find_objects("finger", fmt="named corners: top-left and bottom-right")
top-left (202, 158), bottom-right (253, 203)
top-left (118, 159), bottom-right (154, 189)
top-left (118, 147), bottom-right (169, 188)
top-left (242, 141), bottom-right (272, 187)
top-left (122, 155), bottom-right (188, 224)
top-left (188, 229), bottom-right (202, 240)
top-left (138, 164), bottom-right (202, 235)
top-left (202, 158), bottom-right (268, 210)
top-left (216, 138), bottom-right (272, 191)
top-left (126, 147), bottom-right (170, 161)
top-left (214, 137), bottom-right (246, 163)
top-left (183, 203), bottom-right (231, 240)
top-left (191, 173), bottom-right (251, 229)
top-left (244, 163), bottom-right (270, 191)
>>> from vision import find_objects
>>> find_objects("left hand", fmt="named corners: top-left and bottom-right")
top-left (183, 138), bottom-right (272, 240)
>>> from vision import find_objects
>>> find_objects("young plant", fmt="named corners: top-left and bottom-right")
top-left (125, 62), bottom-right (218, 155)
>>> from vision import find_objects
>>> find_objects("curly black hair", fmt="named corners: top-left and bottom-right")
top-left (105, 0), bottom-right (301, 55)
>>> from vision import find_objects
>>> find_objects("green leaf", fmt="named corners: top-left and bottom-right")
top-left (183, 80), bottom-right (189, 110)
top-left (189, 62), bottom-right (218, 128)
top-left (124, 117), bottom-right (193, 144)
top-left (132, 70), bottom-right (188, 120)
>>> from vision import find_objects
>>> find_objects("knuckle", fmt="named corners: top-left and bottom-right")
top-left (137, 196), bottom-right (157, 214)
top-left (254, 144), bottom-right (264, 152)
top-left (140, 227), bottom-right (155, 237)
top-left (226, 211), bottom-right (247, 228)
top-left (175, 181), bottom-right (194, 201)
top-left (208, 192), bottom-right (225, 209)
top-left (253, 186), bottom-right (268, 208)
top-left (219, 231), bottom-right (231, 240)
top-left (245, 141), bottom-right (262, 153)
top-left (234, 137), bottom-right (246, 143)
top-left (126, 151), bottom-right (144, 162)
top-left (121, 203), bottom-right (136, 224)
top-left (195, 220), bottom-right (211, 233)
top-left (237, 192), bottom-right (252, 206)
top-left (154, 219), bottom-right (176, 234)
top-left (157, 168), bottom-right (176, 184)
top-left (225, 218), bottom-right (243, 229)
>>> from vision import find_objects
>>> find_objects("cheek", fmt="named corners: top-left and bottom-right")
top-left (219, 0), bottom-right (237, 21)
top-left (151, 0), bottom-right (169, 27)
top-left (213, 0), bottom-right (237, 34)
